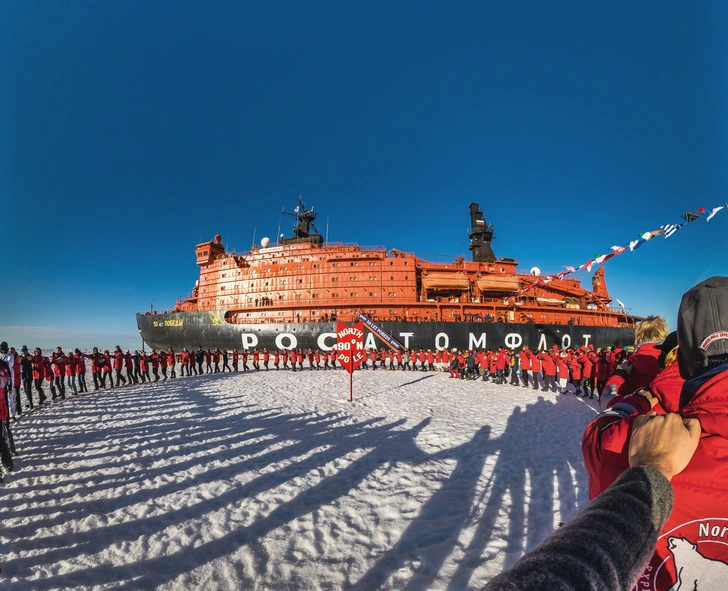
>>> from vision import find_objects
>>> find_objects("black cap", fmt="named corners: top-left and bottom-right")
top-left (678, 277), bottom-right (728, 369)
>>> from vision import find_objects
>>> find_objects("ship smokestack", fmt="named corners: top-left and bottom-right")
top-left (468, 203), bottom-right (496, 263)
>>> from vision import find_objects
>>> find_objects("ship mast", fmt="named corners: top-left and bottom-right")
top-left (468, 203), bottom-right (496, 262)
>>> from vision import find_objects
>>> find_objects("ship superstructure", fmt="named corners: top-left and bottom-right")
top-left (173, 201), bottom-right (635, 329)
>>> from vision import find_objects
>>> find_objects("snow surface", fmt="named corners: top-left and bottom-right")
top-left (2, 367), bottom-right (600, 590)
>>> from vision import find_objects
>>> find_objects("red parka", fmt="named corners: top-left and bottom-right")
top-left (602, 341), bottom-right (663, 402)
top-left (75, 353), bottom-right (87, 375)
top-left (582, 362), bottom-right (728, 590)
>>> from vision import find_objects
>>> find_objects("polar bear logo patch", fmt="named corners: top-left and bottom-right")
top-left (667, 536), bottom-right (728, 590)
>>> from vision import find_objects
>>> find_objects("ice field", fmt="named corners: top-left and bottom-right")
top-left (1, 367), bottom-right (600, 590)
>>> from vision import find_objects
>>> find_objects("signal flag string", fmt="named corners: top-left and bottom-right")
top-left (510, 204), bottom-right (728, 299)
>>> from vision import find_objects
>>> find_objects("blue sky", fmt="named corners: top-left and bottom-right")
top-left (2, 1), bottom-right (726, 349)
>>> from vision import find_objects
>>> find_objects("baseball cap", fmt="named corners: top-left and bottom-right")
top-left (677, 276), bottom-right (728, 369)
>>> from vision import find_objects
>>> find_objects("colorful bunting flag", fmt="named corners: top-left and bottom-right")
top-left (705, 206), bottom-right (724, 222)
top-left (661, 223), bottom-right (683, 238)
top-left (511, 202), bottom-right (725, 299)
top-left (628, 238), bottom-right (645, 251)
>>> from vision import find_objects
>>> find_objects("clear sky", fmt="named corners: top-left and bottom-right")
top-left (2, 1), bottom-right (726, 349)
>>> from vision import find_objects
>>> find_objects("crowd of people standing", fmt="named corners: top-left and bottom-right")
top-left (0, 323), bottom-right (659, 482)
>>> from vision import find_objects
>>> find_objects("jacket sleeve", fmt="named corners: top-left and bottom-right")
top-left (582, 393), bottom-right (653, 499)
top-left (482, 466), bottom-right (673, 591)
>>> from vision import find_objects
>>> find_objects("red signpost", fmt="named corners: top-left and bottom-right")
top-left (336, 321), bottom-right (365, 402)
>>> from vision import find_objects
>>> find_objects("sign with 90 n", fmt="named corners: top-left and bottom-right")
top-left (337, 321), bottom-right (365, 401)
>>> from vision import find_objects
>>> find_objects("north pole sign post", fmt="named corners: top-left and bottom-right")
top-left (336, 321), bottom-right (365, 402)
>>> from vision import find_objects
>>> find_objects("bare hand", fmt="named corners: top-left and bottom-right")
top-left (629, 413), bottom-right (702, 481)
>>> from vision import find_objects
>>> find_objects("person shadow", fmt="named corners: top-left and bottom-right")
top-left (350, 395), bottom-right (593, 590)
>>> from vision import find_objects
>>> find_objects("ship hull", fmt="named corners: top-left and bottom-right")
top-left (137, 311), bottom-right (634, 352)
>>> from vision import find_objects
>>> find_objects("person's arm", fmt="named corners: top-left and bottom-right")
top-left (484, 413), bottom-right (701, 591)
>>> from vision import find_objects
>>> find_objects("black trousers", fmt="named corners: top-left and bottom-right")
top-left (521, 369), bottom-right (530, 385)
top-left (54, 375), bottom-right (66, 398)
top-left (22, 376), bottom-right (34, 408)
top-left (510, 368), bottom-right (520, 385)
top-left (116, 369), bottom-right (127, 386)
top-left (581, 377), bottom-right (594, 397)
top-left (543, 374), bottom-right (557, 392)
top-left (126, 369), bottom-right (136, 384)
top-left (34, 378), bottom-right (46, 403)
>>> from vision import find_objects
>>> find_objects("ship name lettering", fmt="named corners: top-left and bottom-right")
top-left (561, 334), bottom-right (571, 349)
top-left (275, 333), bottom-right (297, 350)
top-left (241, 333), bottom-right (259, 350)
top-left (537, 333), bottom-right (547, 351)
top-left (469, 333), bottom-right (486, 350)
top-left (399, 332), bottom-right (414, 348)
top-left (163, 319), bottom-right (184, 327)
top-left (435, 333), bottom-right (449, 351)
top-left (505, 333), bottom-right (522, 349)
top-left (582, 334), bottom-right (591, 346)
top-left (317, 333), bottom-right (336, 351)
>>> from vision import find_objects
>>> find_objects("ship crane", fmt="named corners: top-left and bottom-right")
top-left (282, 199), bottom-right (321, 241)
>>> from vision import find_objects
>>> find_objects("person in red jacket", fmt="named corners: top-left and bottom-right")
top-left (577, 347), bottom-right (594, 398)
top-left (64, 350), bottom-right (78, 396)
top-left (529, 351), bottom-right (542, 390)
top-left (426, 349), bottom-right (435, 371)
top-left (43, 355), bottom-right (57, 399)
top-left (51, 347), bottom-right (67, 399)
top-left (252, 348), bottom-right (260, 371)
top-left (272, 349), bottom-right (279, 370)
top-left (165, 347), bottom-right (176, 378)
top-left (568, 352), bottom-right (583, 396)
top-left (368, 348), bottom-right (377, 370)
top-left (329, 349), bottom-right (336, 369)
top-left (314, 350), bottom-right (321, 370)
top-left (31, 348), bottom-right (48, 404)
top-left (280, 349), bottom-right (288, 370)
top-left (180, 348), bottom-right (190, 376)
top-left (262, 348), bottom-right (270, 370)
top-left (124, 350), bottom-right (135, 384)
top-left (520, 346), bottom-right (532, 387)
top-left (540, 350), bottom-right (557, 392)
top-left (581, 277), bottom-right (728, 591)
top-left (113, 346), bottom-right (127, 386)
top-left (601, 316), bottom-right (669, 409)
top-left (232, 349), bottom-right (239, 371)
top-left (73, 349), bottom-right (88, 393)
top-left (101, 350), bottom-right (114, 389)
top-left (494, 347), bottom-right (507, 384)
top-left (288, 349), bottom-right (295, 371)
top-left (555, 353), bottom-right (570, 394)
top-left (396, 348), bottom-right (403, 370)
top-left (418, 349), bottom-right (426, 371)
top-left (0, 359), bottom-right (16, 464)
top-left (86, 347), bottom-right (104, 390)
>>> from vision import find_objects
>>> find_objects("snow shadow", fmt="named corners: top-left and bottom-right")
top-left (4, 381), bottom-right (592, 591)
top-left (350, 395), bottom-right (591, 590)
